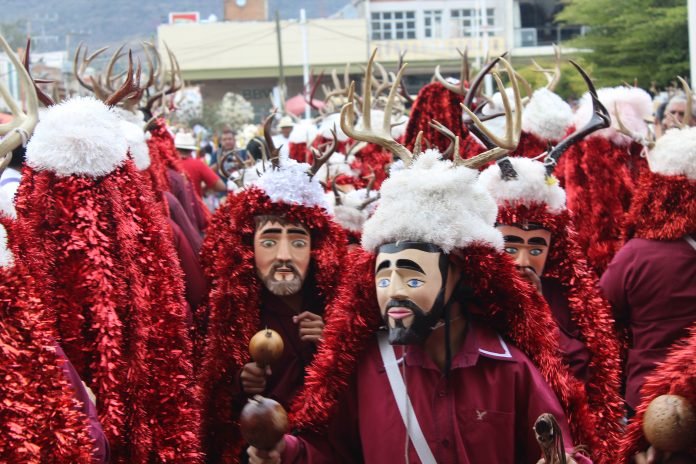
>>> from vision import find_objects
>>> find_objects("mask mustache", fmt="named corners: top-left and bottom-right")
top-left (271, 261), bottom-right (299, 276)
top-left (386, 299), bottom-right (422, 312)
top-left (515, 265), bottom-right (537, 275)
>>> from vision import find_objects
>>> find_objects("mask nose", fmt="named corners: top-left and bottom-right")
top-left (387, 271), bottom-right (408, 300)
top-left (276, 236), bottom-right (292, 261)
top-left (517, 250), bottom-right (531, 269)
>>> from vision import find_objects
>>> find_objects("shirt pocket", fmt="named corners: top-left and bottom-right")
top-left (457, 407), bottom-right (515, 464)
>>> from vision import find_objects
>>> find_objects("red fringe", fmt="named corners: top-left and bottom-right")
top-left (197, 187), bottom-right (347, 463)
top-left (14, 160), bottom-right (202, 463)
top-left (555, 138), bottom-right (648, 275)
top-left (618, 322), bottom-right (696, 462)
top-left (498, 203), bottom-right (625, 462)
top-left (624, 171), bottom-right (696, 241)
top-left (291, 246), bottom-right (604, 461)
top-left (0, 217), bottom-right (96, 463)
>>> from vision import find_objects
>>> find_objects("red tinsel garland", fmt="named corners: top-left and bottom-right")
top-left (511, 131), bottom-right (549, 159)
top-left (623, 171), bottom-right (696, 241)
top-left (14, 160), bottom-right (202, 463)
top-left (0, 218), bottom-right (96, 463)
top-left (555, 138), bottom-right (647, 275)
top-left (197, 187), bottom-right (347, 463)
top-left (618, 322), bottom-right (696, 462)
top-left (288, 142), bottom-right (311, 163)
top-left (291, 245), bottom-right (603, 461)
top-left (498, 202), bottom-right (624, 462)
top-left (350, 143), bottom-right (392, 190)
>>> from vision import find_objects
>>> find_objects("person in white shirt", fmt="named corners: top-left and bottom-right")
top-left (271, 116), bottom-right (294, 159)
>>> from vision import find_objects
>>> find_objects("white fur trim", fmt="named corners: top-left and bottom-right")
top-left (648, 127), bottom-right (696, 180)
top-left (573, 86), bottom-right (652, 146)
top-left (522, 88), bottom-right (573, 142)
top-left (255, 157), bottom-right (331, 211)
top-left (0, 193), bottom-right (16, 220)
top-left (478, 157), bottom-right (566, 214)
top-left (318, 113), bottom-right (349, 142)
top-left (119, 120), bottom-right (150, 171)
top-left (26, 97), bottom-right (128, 178)
top-left (362, 150), bottom-right (502, 252)
top-left (112, 106), bottom-right (145, 128)
top-left (289, 119), bottom-right (319, 144)
top-left (391, 114), bottom-right (409, 140)
top-left (0, 223), bottom-right (14, 268)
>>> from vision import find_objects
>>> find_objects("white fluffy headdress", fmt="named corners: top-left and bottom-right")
top-left (0, 223), bottom-right (14, 268)
top-left (522, 88), bottom-right (573, 142)
top-left (318, 113), bottom-right (349, 142)
top-left (362, 150), bottom-right (503, 253)
top-left (255, 157), bottom-right (331, 212)
top-left (573, 86), bottom-right (652, 146)
top-left (478, 157), bottom-right (567, 214)
top-left (326, 188), bottom-right (379, 233)
top-left (26, 96), bottom-right (128, 178)
top-left (289, 119), bottom-right (319, 144)
top-left (119, 119), bottom-right (150, 171)
top-left (647, 127), bottom-right (696, 181)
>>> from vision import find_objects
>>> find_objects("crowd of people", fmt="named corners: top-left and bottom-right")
top-left (0, 33), bottom-right (694, 464)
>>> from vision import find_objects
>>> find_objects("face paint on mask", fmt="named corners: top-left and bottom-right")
top-left (254, 220), bottom-right (311, 296)
top-left (375, 242), bottom-right (455, 345)
top-left (496, 224), bottom-right (552, 277)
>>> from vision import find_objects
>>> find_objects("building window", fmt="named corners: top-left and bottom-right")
top-left (450, 8), bottom-right (496, 38)
top-left (371, 11), bottom-right (416, 40)
top-left (424, 10), bottom-right (443, 38)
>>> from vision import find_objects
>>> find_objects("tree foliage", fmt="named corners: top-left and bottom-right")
top-left (557, 0), bottom-right (688, 88)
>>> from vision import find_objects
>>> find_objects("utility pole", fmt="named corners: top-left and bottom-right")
top-left (275, 10), bottom-right (286, 112)
top-left (300, 9), bottom-right (311, 119)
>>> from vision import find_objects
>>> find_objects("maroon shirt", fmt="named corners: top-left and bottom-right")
top-left (233, 291), bottom-right (319, 409)
top-left (167, 168), bottom-right (202, 234)
top-left (600, 236), bottom-right (696, 409)
top-left (164, 191), bottom-right (202, 253)
top-left (167, 218), bottom-right (207, 313)
top-left (54, 343), bottom-right (109, 463)
top-left (542, 277), bottom-right (592, 384)
top-left (282, 321), bottom-right (590, 464)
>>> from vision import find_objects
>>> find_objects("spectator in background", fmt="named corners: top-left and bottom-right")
top-left (272, 116), bottom-right (294, 158)
top-left (246, 135), bottom-right (267, 162)
top-left (210, 127), bottom-right (237, 173)
top-left (659, 94), bottom-right (696, 133)
top-left (174, 132), bottom-right (226, 199)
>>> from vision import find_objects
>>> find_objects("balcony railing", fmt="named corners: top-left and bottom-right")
top-left (514, 25), bottom-right (585, 48)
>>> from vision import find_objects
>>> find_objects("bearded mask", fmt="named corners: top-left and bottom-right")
top-left (374, 241), bottom-right (459, 345)
top-left (254, 217), bottom-right (311, 296)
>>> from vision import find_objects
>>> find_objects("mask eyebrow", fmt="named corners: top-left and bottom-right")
top-left (528, 237), bottom-right (549, 246)
top-left (259, 228), bottom-right (283, 235)
top-left (503, 235), bottom-right (524, 244)
top-left (376, 259), bottom-right (391, 273)
top-left (396, 259), bottom-right (425, 274)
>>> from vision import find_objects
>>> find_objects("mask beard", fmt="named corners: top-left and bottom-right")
top-left (259, 261), bottom-right (305, 296)
top-left (384, 295), bottom-right (445, 345)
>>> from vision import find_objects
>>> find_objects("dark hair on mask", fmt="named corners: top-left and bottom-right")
top-left (254, 215), bottom-right (307, 230)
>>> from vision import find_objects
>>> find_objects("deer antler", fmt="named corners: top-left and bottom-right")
top-left (462, 53), bottom-right (508, 109)
top-left (433, 48), bottom-right (471, 96)
top-left (304, 69), bottom-right (324, 110)
top-left (105, 51), bottom-right (142, 106)
top-left (531, 44), bottom-right (562, 93)
top-left (73, 42), bottom-right (109, 98)
top-left (0, 34), bottom-right (39, 164)
top-left (544, 61), bottom-right (610, 175)
top-left (429, 120), bottom-right (458, 158)
top-left (331, 181), bottom-right (343, 206)
top-left (397, 51), bottom-right (414, 104)
top-left (677, 76), bottom-right (693, 128)
top-left (340, 49), bottom-right (414, 165)
top-left (460, 57), bottom-right (523, 169)
top-left (308, 126), bottom-right (338, 178)
top-left (263, 112), bottom-right (281, 168)
top-left (22, 38), bottom-right (55, 106)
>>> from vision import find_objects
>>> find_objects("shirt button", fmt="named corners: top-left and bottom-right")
top-left (442, 439), bottom-right (450, 448)
top-left (438, 390), bottom-right (446, 397)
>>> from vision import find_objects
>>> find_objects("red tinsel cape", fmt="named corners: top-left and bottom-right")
top-left (511, 131), bottom-right (549, 159)
top-left (14, 160), bottom-right (202, 463)
top-left (289, 142), bottom-right (311, 163)
top-left (402, 82), bottom-right (484, 160)
top-left (0, 217), bottom-right (97, 463)
top-left (555, 137), bottom-right (648, 275)
top-left (350, 143), bottom-right (392, 190)
top-left (497, 201), bottom-right (625, 462)
top-left (618, 322), bottom-right (696, 461)
top-left (623, 171), bottom-right (696, 241)
top-left (290, 245), bottom-right (606, 462)
top-left (197, 186), bottom-right (348, 463)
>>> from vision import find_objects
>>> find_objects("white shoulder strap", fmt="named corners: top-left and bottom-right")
top-left (685, 235), bottom-right (696, 252)
top-left (377, 332), bottom-right (437, 464)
